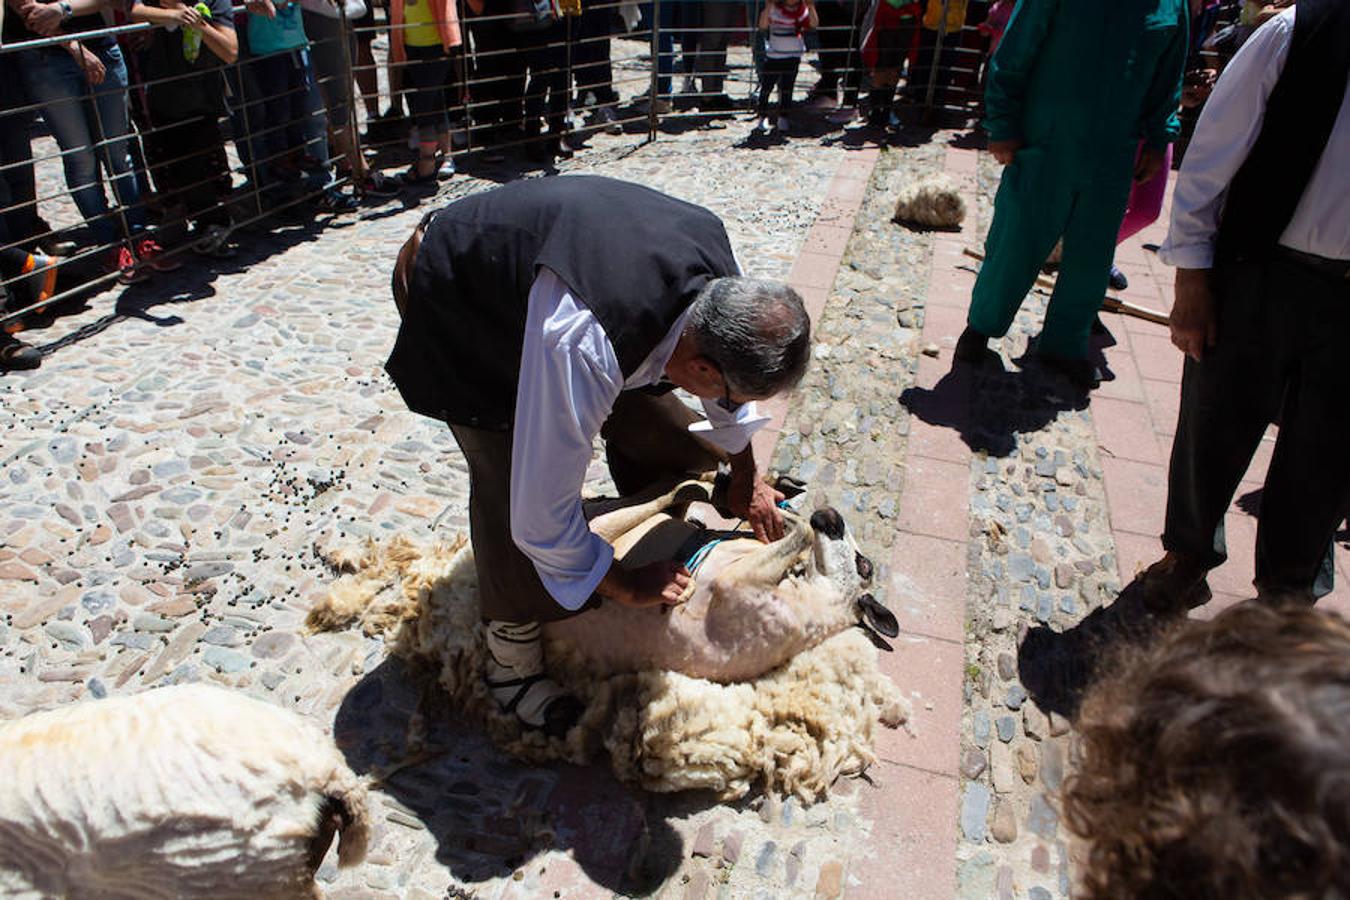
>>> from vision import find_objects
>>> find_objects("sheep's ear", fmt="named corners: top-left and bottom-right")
top-left (856, 623), bottom-right (894, 652)
top-left (859, 594), bottom-right (899, 638)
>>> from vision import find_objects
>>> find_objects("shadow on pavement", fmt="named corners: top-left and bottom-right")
top-left (333, 655), bottom-right (720, 894)
top-left (900, 353), bottom-right (1092, 458)
top-left (1016, 581), bottom-right (1170, 719)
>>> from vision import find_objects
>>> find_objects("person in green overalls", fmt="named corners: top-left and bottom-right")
top-left (955, 0), bottom-right (1189, 389)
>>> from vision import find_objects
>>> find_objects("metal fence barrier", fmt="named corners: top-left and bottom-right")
top-left (0, 0), bottom-right (1238, 339)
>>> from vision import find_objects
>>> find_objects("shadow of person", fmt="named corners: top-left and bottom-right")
top-left (333, 655), bottom-right (695, 893)
top-left (1016, 580), bottom-right (1169, 719)
top-left (899, 354), bottom-right (1090, 458)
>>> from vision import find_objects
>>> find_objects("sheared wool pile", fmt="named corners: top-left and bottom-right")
top-left (892, 174), bottom-right (967, 229)
top-left (310, 536), bottom-right (907, 801)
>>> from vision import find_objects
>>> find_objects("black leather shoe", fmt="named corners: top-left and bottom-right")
top-left (0, 335), bottom-right (42, 371)
top-left (954, 326), bottom-right (990, 363)
top-left (1038, 351), bottom-right (1103, 390)
top-left (1108, 265), bottom-right (1129, 291)
top-left (1133, 552), bottom-right (1212, 617)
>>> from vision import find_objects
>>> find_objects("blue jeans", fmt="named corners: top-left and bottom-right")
top-left (21, 42), bottom-right (145, 246)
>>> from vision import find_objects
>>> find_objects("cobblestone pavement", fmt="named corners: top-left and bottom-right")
top-left (0, 60), bottom-right (938, 897)
top-left (9, 40), bottom-right (1350, 893)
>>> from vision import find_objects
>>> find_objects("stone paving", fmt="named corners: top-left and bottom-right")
top-left (6, 42), bottom-right (1350, 896)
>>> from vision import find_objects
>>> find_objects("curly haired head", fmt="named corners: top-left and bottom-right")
top-left (1062, 602), bottom-right (1350, 900)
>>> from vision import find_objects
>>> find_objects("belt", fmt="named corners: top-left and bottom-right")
top-left (392, 211), bottom-right (437, 317)
top-left (1275, 245), bottom-right (1350, 282)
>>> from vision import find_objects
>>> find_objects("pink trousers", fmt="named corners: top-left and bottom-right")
top-left (1116, 141), bottom-right (1173, 245)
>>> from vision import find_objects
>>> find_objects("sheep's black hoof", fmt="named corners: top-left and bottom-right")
top-left (858, 594), bottom-right (899, 638)
top-left (542, 695), bottom-right (585, 739)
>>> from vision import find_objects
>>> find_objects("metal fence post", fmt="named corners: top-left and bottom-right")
top-left (647, 0), bottom-right (660, 141)
top-left (922, 0), bottom-right (951, 123)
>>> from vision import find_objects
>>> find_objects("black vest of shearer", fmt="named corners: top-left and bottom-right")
top-left (385, 176), bottom-right (739, 430)
top-left (1215, 0), bottom-right (1350, 265)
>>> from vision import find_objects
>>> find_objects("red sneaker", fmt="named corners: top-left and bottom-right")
top-left (107, 245), bottom-right (148, 285)
top-left (134, 236), bottom-right (182, 272)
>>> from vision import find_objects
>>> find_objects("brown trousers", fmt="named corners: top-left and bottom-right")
top-left (450, 391), bottom-right (724, 624)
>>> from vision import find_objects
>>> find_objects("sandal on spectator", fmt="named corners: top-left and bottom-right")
top-left (106, 245), bottom-right (148, 285)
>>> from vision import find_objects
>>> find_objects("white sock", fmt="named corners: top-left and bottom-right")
top-left (484, 620), bottom-right (570, 729)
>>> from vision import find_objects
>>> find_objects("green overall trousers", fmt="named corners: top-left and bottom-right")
top-left (969, 0), bottom-right (1188, 359)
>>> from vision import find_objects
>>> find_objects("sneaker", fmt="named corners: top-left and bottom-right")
top-left (1108, 264), bottom-right (1129, 291)
top-left (134, 236), bottom-right (182, 272)
top-left (358, 170), bottom-right (404, 199)
top-left (107, 245), bottom-right (148, 285)
top-left (436, 154), bottom-right (456, 179)
top-left (316, 187), bottom-right (359, 213)
top-left (591, 104), bottom-right (624, 135)
top-left (776, 115), bottom-right (790, 133)
top-left (827, 106), bottom-right (859, 124)
top-left (1131, 552), bottom-right (1212, 617)
top-left (191, 224), bottom-right (237, 259)
top-left (0, 334), bottom-right (41, 371)
top-left (754, 116), bottom-right (773, 134)
top-left (16, 253), bottom-right (59, 312)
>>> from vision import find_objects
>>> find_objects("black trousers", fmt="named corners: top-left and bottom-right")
top-left (142, 111), bottom-right (232, 229)
top-left (450, 392), bottom-right (723, 624)
top-left (573, 2), bottom-right (618, 104)
top-left (1163, 254), bottom-right (1350, 601)
top-left (520, 22), bottom-right (568, 131)
top-left (813, 0), bottom-right (863, 104)
top-left (757, 56), bottom-right (801, 115)
top-left (468, 12), bottom-right (527, 134)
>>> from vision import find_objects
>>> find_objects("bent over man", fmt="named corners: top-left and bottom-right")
top-left (386, 176), bottom-right (812, 735)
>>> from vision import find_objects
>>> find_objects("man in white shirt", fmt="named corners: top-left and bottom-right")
top-left (1136, 2), bottom-right (1350, 612)
top-left (386, 176), bottom-right (811, 735)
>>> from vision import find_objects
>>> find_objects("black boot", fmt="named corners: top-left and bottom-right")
top-left (954, 326), bottom-right (991, 363)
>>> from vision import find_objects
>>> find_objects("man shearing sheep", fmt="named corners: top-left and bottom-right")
top-left (386, 176), bottom-right (812, 736)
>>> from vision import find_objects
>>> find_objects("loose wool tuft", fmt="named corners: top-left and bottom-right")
top-left (312, 536), bottom-right (907, 801)
top-left (0, 684), bottom-right (370, 900)
top-left (892, 174), bottom-right (967, 229)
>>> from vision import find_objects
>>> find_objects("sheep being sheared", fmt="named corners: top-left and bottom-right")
top-left (0, 684), bottom-right (370, 900)
top-left (544, 479), bottom-right (901, 681)
top-left (892, 174), bottom-right (966, 229)
top-left (311, 479), bottom-right (908, 800)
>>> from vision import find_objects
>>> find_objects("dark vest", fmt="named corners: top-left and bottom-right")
top-left (385, 176), bottom-right (739, 430)
top-left (1215, 0), bottom-right (1350, 264)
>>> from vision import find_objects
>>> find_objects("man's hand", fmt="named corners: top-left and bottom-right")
top-left (66, 42), bottom-right (105, 85)
top-left (601, 560), bottom-right (692, 608)
top-left (170, 3), bottom-right (207, 28)
top-left (25, 1), bottom-right (65, 36)
top-left (989, 138), bottom-right (1022, 165)
top-left (1169, 267), bottom-right (1217, 361)
top-left (726, 450), bottom-right (785, 542)
top-left (1134, 146), bottom-right (1166, 184)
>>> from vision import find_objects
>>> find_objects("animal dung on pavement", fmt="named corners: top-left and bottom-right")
top-left (892, 174), bottom-right (966, 230)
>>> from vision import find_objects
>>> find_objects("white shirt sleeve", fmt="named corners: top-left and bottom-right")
top-left (1157, 9), bottom-right (1294, 270)
top-left (692, 399), bottom-right (772, 455)
top-left (510, 269), bottom-right (622, 612)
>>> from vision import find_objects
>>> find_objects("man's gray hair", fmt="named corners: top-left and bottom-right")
top-left (686, 277), bottom-right (811, 398)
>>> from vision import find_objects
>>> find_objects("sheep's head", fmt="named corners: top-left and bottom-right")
top-left (806, 507), bottom-right (899, 645)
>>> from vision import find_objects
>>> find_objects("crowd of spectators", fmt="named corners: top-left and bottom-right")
top-left (1, 0), bottom-right (1247, 372)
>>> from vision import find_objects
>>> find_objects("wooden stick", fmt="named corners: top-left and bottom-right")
top-left (1102, 295), bottom-right (1170, 326)
top-left (962, 247), bottom-right (1170, 326)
